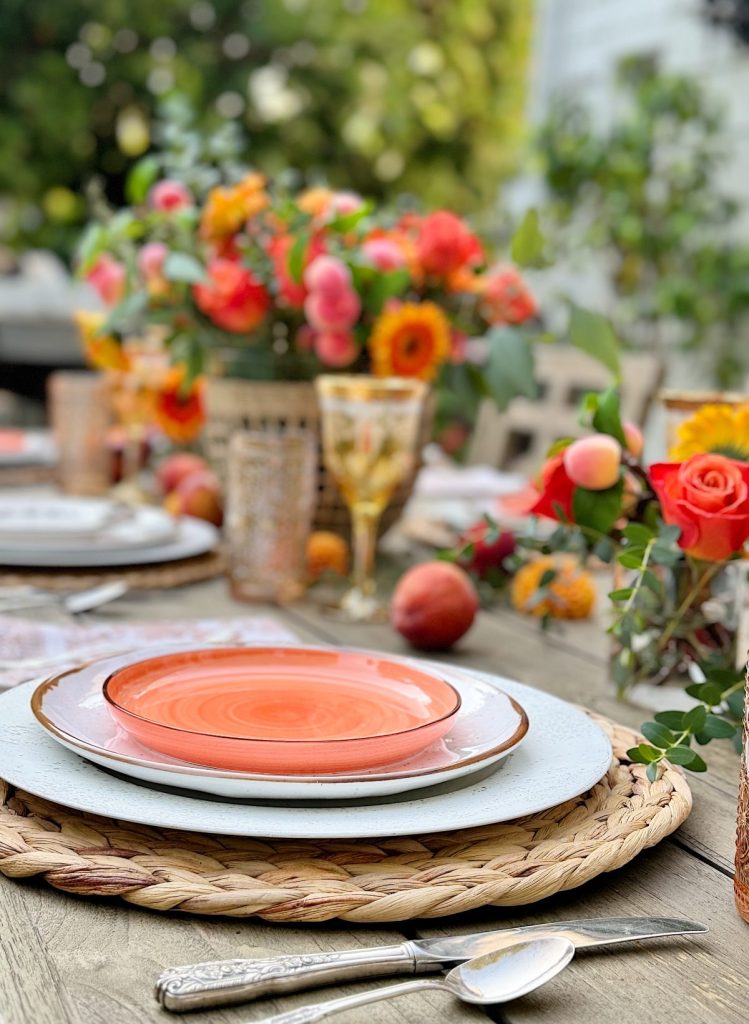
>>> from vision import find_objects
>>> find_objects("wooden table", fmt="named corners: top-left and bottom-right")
top-left (0, 578), bottom-right (745, 1023)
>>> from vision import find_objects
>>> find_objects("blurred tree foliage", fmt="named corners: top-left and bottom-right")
top-left (0, 0), bottom-right (530, 259)
top-left (538, 58), bottom-right (749, 387)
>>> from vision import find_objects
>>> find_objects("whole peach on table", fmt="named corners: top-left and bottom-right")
top-left (306, 532), bottom-right (349, 581)
top-left (563, 434), bottom-right (622, 490)
top-left (391, 561), bottom-right (479, 651)
top-left (164, 470), bottom-right (223, 527)
top-left (156, 452), bottom-right (210, 496)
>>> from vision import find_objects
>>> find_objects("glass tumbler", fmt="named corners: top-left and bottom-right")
top-left (47, 371), bottom-right (112, 495)
top-left (225, 430), bottom-right (317, 604)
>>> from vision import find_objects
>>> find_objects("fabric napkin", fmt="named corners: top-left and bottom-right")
top-left (0, 615), bottom-right (298, 690)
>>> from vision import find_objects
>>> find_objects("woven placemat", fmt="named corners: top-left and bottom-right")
top-left (0, 550), bottom-right (226, 591)
top-left (0, 712), bottom-right (691, 922)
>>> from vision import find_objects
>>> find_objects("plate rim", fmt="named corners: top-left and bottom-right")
top-left (31, 644), bottom-right (529, 785)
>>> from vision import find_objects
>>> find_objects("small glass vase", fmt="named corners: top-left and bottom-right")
top-left (610, 559), bottom-right (746, 696)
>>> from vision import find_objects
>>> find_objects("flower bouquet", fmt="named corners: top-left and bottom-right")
top-left (508, 391), bottom-right (749, 778)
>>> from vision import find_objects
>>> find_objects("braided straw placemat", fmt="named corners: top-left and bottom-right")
top-left (0, 712), bottom-right (691, 923)
top-left (0, 550), bottom-right (226, 592)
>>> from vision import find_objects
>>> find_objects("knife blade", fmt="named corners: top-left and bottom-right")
top-left (155, 916), bottom-right (707, 1012)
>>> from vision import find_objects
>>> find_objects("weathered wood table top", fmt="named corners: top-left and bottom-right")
top-left (0, 577), bottom-right (745, 1024)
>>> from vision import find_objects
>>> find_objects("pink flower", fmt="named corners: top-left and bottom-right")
top-left (329, 191), bottom-right (363, 217)
top-left (480, 265), bottom-right (537, 325)
top-left (304, 255), bottom-right (352, 294)
top-left (86, 254), bottom-right (126, 305)
top-left (362, 238), bottom-right (406, 272)
top-left (137, 241), bottom-right (168, 279)
top-left (305, 289), bottom-right (361, 331)
top-left (149, 180), bottom-right (193, 212)
top-left (314, 331), bottom-right (359, 367)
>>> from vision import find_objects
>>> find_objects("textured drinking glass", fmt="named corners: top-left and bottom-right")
top-left (47, 371), bottom-right (112, 495)
top-left (226, 430), bottom-right (317, 604)
top-left (316, 375), bottom-right (427, 622)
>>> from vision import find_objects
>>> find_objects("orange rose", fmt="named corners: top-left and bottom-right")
top-left (650, 454), bottom-right (749, 561)
top-left (416, 211), bottom-right (483, 278)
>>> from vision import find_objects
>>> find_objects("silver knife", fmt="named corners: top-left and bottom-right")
top-left (155, 916), bottom-right (707, 1012)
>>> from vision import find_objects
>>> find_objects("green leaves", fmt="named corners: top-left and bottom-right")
top-left (287, 234), bottom-right (308, 285)
top-left (125, 155), bottom-right (160, 205)
top-left (100, 291), bottom-right (148, 334)
top-left (368, 268), bottom-right (410, 313)
top-left (484, 327), bottom-right (537, 411)
top-left (568, 305), bottom-right (621, 382)
top-left (163, 252), bottom-right (207, 284)
top-left (584, 387), bottom-right (626, 445)
top-left (572, 478), bottom-right (623, 535)
top-left (510, 208), bottom-right (548, 268)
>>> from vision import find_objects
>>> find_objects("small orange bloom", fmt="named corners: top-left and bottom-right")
top-left (74, 311), bottom-right (130, 371)
top-left (153, 368), bottom-right (206, 444)
top-left (368, 302), bottom-right (451, 382)
top-left (200, 173), bottom-right (269, 240)
top-left (297, 187), bottom-right (334, 218)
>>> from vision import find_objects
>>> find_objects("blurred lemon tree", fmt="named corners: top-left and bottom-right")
top-left (538, 57), bottom-right (749, 387)
top-left (0, 0), bottom-right (530, 259)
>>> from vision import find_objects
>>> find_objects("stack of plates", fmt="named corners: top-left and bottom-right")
top-left (0, 644), bottom-right (614, 839)
top-left (0, 496), bottom-right (218, 567)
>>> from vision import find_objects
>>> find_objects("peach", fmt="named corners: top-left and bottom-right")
top-left (563, 435), bottom-right (622, 491)
top-left (156, 453), bottom-right (210, 496)
top-left (623, 421), bottom-right (644, 458)
top-left (391, 561), bottom-right (479, 651)
top-left (165, 470), bottom-right (223, 526)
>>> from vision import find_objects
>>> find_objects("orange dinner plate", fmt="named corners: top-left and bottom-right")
top-left (103, 646), bottom-right (461, 773)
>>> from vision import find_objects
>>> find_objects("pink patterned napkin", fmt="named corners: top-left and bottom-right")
top-left (0, 615), bottom-right (299, 689)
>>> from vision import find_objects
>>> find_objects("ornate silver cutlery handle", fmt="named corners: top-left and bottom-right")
top-left (155, 945), bottom-right (417, 1012)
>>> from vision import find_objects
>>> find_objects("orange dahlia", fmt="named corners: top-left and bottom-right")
top-left (200, 172), bottom-right (269, 240)
top-left (368, 302), bottom-right (451, 381)
top-left (74, 311), bottom-right (130, 372)
top-left (153, 368), bottom-right (206, 444)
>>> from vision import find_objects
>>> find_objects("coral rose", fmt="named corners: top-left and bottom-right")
top-left (362, 237), bottom-right (406, 272)
top-left (480, 265), bottom-right (537, 325)
top-left (86, 254), bottom-right (126, 305)
top-left (193, 258), bottom-right (270, 333)
top-left (304, 255), bottom-right (352, 294)
top-left (650, 454), bottom-right (749, 561)
top-left (149, 180), bottom-right (193, 211)
top-left (416, 210), bottom-right (483, 278)
top-left (314, 330), bottom-right (359, 367)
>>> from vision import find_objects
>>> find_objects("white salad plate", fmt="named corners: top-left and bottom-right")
top-left (0, 429), bottom-right (57, 467)
top-left (0, 515), bottom-right (217, 567)
top-left (0, 502), bottom-right (176, 553)
top-left (0, 664), bottom-right (613, 839)
top-left (30, 646), bottom-right (529, 800)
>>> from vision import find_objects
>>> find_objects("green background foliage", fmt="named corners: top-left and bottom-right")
top-left (0, 0), bottom-right (530, 258)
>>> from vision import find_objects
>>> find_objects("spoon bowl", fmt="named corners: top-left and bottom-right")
top-left (445, 936), bottom-right (576, 1003)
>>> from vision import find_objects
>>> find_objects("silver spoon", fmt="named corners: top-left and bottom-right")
top-left (249, 937), bottom-right (575, 1024)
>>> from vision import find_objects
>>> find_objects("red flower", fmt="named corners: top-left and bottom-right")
top-left (416, 211), bottom-right (483, 278)
top-left (193, 258), bottom-right (270, 333)
top-left (650, 454), bottom-right (749, 561)
top-left (528, 453), bottom-right (576, 521)
top-left (480, 265), bottom-right (537, 325)
top-left (86, 254), bottom-right (126, 305)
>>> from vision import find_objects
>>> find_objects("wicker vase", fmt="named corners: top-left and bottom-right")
top-left (203, 377), bottom-right (434, 538)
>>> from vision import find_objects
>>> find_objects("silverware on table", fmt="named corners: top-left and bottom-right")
top-left (0, 579), bottom-right (128, 616)
top-left (155, 915), bottom-right (708, 1012)
top-left (246, 937), bottom-right (575, 1024)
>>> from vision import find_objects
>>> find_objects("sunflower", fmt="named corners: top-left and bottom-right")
top-left (670, 403), bottom-right (749, 462)
top-left (153, 369), bottom-right (206, 444)
top-left (74, 311), bottom-right (129, 371)
top-left (368, 302), bottom-right (451, 381)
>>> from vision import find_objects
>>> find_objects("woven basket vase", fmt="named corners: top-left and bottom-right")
top-left (203, 377), bottom-right (434, 538)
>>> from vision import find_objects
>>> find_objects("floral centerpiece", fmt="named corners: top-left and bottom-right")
top-left (507, 391), bottom-right (749, 778)
top-left (76, 171), bottom-right (539, 416)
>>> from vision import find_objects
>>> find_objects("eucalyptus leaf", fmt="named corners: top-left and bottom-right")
top-left (568, 305), bottom-right (621, 381)
top-left (641, 721), bottom-right (675, 748)
top-left (484, 327), bottom-right (537, 411)
top-left (163, 252), bottom-right (207, 284)
top-left (510, 207), bottom-right (547, 268)
top-left (572, 478), bottom-right (624, 535)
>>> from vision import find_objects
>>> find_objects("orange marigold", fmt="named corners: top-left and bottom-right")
top-left (74, 311), bottom-right (130, 371)
top-left (200, 173), bottom-right (269, 240)
top-left (510, 556), bottom-right (596, 620)
top-left (153, 369), bottom-right (206, 444)
top-left (368, 302), bottom-right (451, 382)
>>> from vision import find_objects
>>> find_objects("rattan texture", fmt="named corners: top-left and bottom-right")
top-left (203, 378), bottom-right (434, 538)
top-left (0, 550), bottom-right (226, 592)
top-left (0, 712), bottom-right (691, 923)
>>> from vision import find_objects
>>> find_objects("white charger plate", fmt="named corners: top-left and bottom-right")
top-left (0, 516), bottom-right (217, 567)
top-left (0, 505), bottom-right (176, 554)
top-left (31, 648), bottom-right (529, 800)
top-left (0, 669), bottom-right (612, 839)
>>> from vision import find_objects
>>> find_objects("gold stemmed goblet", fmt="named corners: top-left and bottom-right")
top-left (315, 374), bottom-right (426, 622)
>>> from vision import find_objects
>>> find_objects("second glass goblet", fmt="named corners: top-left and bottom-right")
top-left (315, 374), bottom-right (427, 622)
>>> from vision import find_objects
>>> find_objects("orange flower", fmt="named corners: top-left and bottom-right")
top-left (511, 556), bottom-right (595, 620)
top-left (200, 173), bottom-right (269, 240)
top-left (297, 187), bottom-right (334, 218)
top-left (193, 258), bottom-right (270, 333)
top-left (416, 211), bottom-right (483, 278)
top-left (74, 311), bottom-right (130, 371)
top-left (153, 369), bottom-right (206, 444)
top-left (368, 302), bottom-right (451, 381)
